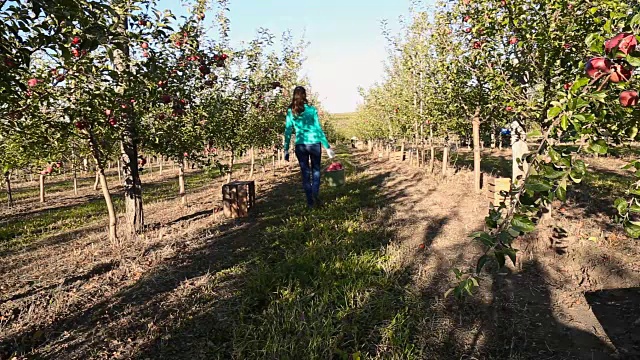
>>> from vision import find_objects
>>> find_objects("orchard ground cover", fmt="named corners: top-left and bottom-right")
top-left (0, 146), bottom-right (638, 359)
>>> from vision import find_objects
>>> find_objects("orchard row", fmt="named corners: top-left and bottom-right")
top-left (355, 0), bottom-right (640, 296)
top-left (0, 0), bottom-right (316, 241)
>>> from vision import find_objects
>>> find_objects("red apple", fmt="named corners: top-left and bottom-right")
top-left (563, 82), bottom-right (572, 90)
top-left (142, 51), bottom-right (149, 58)
top-left (72, 36), bottom-right (81, 45)
top-left (506, 106), bottom-right (513, 111)
top-left (158, 80), bottom-right (167, 88)
top-left (501, 0), bottom-right (506, 6)
top-left (105, 109), bottom-right (112, 116)
top-left (618, 34), bottom-right (638, 56)
top-left (509, 36), bottom-right (518, 45)
top-left (138, 19), bottom-right (147, 26)
top-left (141, 42), bottom-right (149, 49)
top-left (75, 121), bottom-right (87, 130)
top-left (620, 90), bottom-right (639, 107)
top-left (109, 118), bottom-right (118, 126)
top-left (585, 57), bottom-right (612, 79)
top-left (605, 33), bottom-right (628, 53)
top-left (56, 162), bottom-right (62, 168)
top-left (463, 0), bottom-right (470, 4)
top-left (464, 28), bottom-right (472, 33)
top-left (184, 152), bottom-right (189, 157)
top-left (418, 243), bottom-right (425, 250)
top-left (473, 41), bottom-right (482, 49)
top-left (157, 114), bottom-right (166, 120)
top-left (463, 16), bottom-right (471, 22)
top-left (563, 43), bottom-right (572, 49)
top-left (199, 65), bottom-right (210, 74)
top-left (610, 64), bottom-right (633, 83)
top-left (198, 13), bottom-right (205, 20)
top-left (174, 40), bottom-right (182, 47)
top-left (27, 78), bottom-right (38, 87)
top-left (161, 94), bottom-right (172, 104)
top-left (72, 48), bottom-right (80, 57)
top-left (4, 57), bottom-right (16, 68)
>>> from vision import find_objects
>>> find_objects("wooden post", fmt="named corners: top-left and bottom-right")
top-left (4, 171), bottom-right (12, 207)
top-left (39, 174), bottom-right (45, 203)
top-left (250, 147), bottom-right (255, 179)
top-left (442, 139), bottom-right (450, 176)
top-left (473, 109), bottom-right (481, 193)
top-left (179, 160), bottom-right (186, 205)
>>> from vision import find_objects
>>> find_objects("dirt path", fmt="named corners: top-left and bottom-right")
top-left (1, 149), bottom-right (638, 359)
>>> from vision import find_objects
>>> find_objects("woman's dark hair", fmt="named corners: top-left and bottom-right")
top-left (289, 86), bottom-right (308, 116)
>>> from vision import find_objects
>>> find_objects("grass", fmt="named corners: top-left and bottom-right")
top-left (0, 168), bottom-right (219, 251)
top-left (223, 149), bottom-right (421, 359)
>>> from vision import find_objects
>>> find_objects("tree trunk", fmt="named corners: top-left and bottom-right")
top-left (39, 174), bottom-right (45, 203)
top-left (429, 125), bottom-right (435, 173)
top-left (179, 160), bottom-right (186, 206)
top-left (120, 141), bottom-right (144, 234)
top-left (250, 147), bottom-right (255, 179)
top-left (442, 141), bottom-right (449, 176)
top-left (72, 148), bottom-right (78, 195)
top-left (159, 156), bottom-right (163, 175)
top-left (98, 169), bottom-right (117, 242)
top-left (114, 7), bottom-right (143, 235)
top-left (400, 140), bottom-right (405, 162)
top-left (93, 169), bottom-right (100, 191)
top-left (472, 110), bottom-right (482, 193)
top-left (227, 150), bottom-right (235, 183)
top-left (117, 160), bottom-right (121, 182)
top-left (4, 172), bottom-right (13, 208)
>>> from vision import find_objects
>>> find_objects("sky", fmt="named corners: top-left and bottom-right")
top-left (157, 0), bottom-right (414, 113)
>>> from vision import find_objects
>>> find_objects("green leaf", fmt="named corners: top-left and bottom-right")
top-left (504, 248), bottom-right (517, 266)
top-left (495, 251), bottom-right (506, 268)
top-left (573, 160), bottom-right (587, 174)
top-left (614, 198), bottom-right (628, 215)
top-left (547, 107), bottom-right (562, 119)
top-left (589, 140), bottom-right (608, 155)
top-left (630, 203), bottom-right (640, 213)
top-left (525, 176), bottom-right (553, 192)
top-left (511, 215), bottom-right (536, 233)
top-left (626, 55), bottom-right (640, 67)
top-left (476, 255), bottom-right (490, 274)
top-left (556, 184), bottom-right (567, 202)
top-left (560, 115), bottom-right (569, 130)
top-left (472, 232), bottom-right (496, 247)
top-left (571, 77), bottom-right (590, 91)
top-left (624, 221), bottom-right (640, 238)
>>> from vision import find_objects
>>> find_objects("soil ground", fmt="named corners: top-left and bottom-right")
top-left (0, 147), bottom-right (639, 359)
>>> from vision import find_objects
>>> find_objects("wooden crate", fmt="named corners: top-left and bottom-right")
top-left (487, 177), bottom-right (511, 208)
top-left (222, 180), bottom-right (255, 218)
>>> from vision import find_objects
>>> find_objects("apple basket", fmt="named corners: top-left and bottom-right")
top-left (325, 161), bottom-right (345, 187)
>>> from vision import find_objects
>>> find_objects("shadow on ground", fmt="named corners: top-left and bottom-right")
top-left (0, 151), bottom-right (621, 359)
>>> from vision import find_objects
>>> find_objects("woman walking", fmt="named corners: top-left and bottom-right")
top-left (283, 86), bottom-right (335, 208)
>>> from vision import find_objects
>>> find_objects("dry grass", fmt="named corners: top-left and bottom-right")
top-left (0, 148), bottom-right (638, 359)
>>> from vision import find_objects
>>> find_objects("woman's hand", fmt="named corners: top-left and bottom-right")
top-left (326, 148), bottom-right (335, 159)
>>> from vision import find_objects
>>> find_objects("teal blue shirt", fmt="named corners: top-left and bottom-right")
top-left (284, 104), bottom-right (330, 152)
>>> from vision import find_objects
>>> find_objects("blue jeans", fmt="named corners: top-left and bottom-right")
top-left (294, 143), bottom-right (322, 206)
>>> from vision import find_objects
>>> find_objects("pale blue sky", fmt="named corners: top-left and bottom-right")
top-left (157, 0), bottom-right (415, 113)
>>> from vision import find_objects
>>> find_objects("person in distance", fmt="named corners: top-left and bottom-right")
top-left (283, 86), bottom-right (335, 208)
